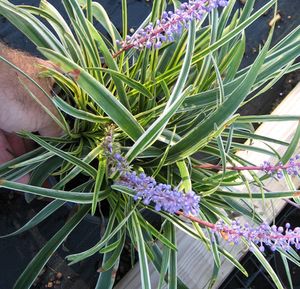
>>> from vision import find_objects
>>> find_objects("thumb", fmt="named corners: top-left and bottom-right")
top-left (38, 122), bottom-right (64, 137)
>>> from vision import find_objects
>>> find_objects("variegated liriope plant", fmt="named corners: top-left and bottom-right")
top-left (0, 0), bottom-right (300, 288)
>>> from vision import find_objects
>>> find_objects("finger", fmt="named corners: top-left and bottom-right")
top-left (4, 131), bottom-right (27, 157)
top-left (0, 130), bottom-right (30, 184)
top-left (38, 122), bottom-right (63, 137)
top-left (0, 129), bottom-right (14, 164)
top-left (4, 131), bottom-right (36, 157)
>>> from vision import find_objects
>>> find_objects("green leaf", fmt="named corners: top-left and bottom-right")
top-left (251, 244), bottom-right (285, 289)
top-left (158, 241), bottom-right (170, 289)
top-left (236, 115), bottom-right (300, 123)
top-left (121, 0), bottom-right (128, 44)
top-left (21, 1), bottom-right (84, 64)
top-left (152, 127), bottom-right (176, 177)
top-left (88, 1), bottom-right (121, 45)
top-left (216, 190), bottom-right (300, 199)
top-left (53, 96), bottom-right (110, 123)
top-left (215, 124), bottom-right (226, 174)
top-left (209, 232), bottom-right (221, 269)
top-left (86, 21), bottom-right (130, 109)
top-left (0, 162), bottom-right (40, 182)
top-left (154, 0), bottom-right (276, 84)
top-left (92, 155), bottom-right (106, 215)
top-left (87, 67), bottom-right (154, 99)
top-left (0, 147), bottom-right (45, 173)
top-left (281, 254), bottom-right (294, 289)
top-left (95, 235), bottom-right (120, 289)
top-left (25, 132), bottom-right (97, 178)
top-left (168, 223), bottom-right (177, 289)
top-left (101, 231), bottom-right (125, 271)
top-left (53, 144), bottom-right (103, 190)
top-left (29, 156), bottom-right (64, 187)
top-left (99, 237), bottom-right (122, 254)
top-left (142, 229), bottom-right (189, 289)
top-left (225, 33), bottom-right (246, 81)
top-left (211, 54), bottom-right (225, 105)
top-left (176, 160), bottom-right (192, 192)
top-left (67, 202), bottom-right (136, 263)
top-left (138, 214), bottom-right (177, 251)
top-left (0, 180), bottom-right (108, 203)
top-left (132, 212), bottom-right (152, 289)
top-left (0, 200), bottom-right (64, 238)
top-left (218, 247), bottom-right (248, 277)
top-left (63, 0), bottom-right (101, 69)
top-left (280, 121), bottom-right (300, 164)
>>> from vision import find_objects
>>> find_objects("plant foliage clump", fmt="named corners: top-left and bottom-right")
top-left (0, 0), bottom-right (299, 288)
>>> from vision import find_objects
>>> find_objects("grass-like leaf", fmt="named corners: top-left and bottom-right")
top-left (0, 200), bottom-right (65, 239)
top-left (0, 180), bottom-right (108, 203)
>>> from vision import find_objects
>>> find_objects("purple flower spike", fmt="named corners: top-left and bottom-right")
top-left (103, 134), bottom-right (200, 215)
top-left (117, 171), bottom-right (200, 215)
top-left (214, 220), bottom-right (300, 252)
top-left (117, 0), bottom-right (229, 51)
top-left (260, 156), bottom-right (300, 178)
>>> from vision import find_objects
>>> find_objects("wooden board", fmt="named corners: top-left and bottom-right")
top-left (115, 83), bottom-right (300, 289)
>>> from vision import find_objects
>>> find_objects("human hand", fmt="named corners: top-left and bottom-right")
top-left (0, 43), bottom-right (62, 183)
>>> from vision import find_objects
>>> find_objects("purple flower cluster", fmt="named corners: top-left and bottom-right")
top-left (214, 220), bottom-right (300, 252)
top-left (103, 135), bottom-right (200, 215)
top-left (117, 171), bottom-right (200, 215)
top-left (102, 130), bottom-right (132, 174)
top-left (261, 154), bottom-right (300, 179)
top-left (116, 0), bottom-right (228, 50)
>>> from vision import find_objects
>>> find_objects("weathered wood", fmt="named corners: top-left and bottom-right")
top-left (115, 83), bottom-right (300, 289)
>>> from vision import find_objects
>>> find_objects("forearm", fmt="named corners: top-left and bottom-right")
top-left (0, 41), bottom-right (49, 79)
top-left (0, 42), bottom-right (60, 135)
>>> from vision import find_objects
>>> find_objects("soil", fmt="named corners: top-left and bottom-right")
top-left (0, 0), bottom-right (299, 289)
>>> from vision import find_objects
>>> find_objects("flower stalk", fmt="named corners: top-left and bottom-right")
top-left (178, 212), bottom-right (300, 252)
top-left (114, 0), bottom-right (228, 57)
top-left (194, 155), bottom-right (300, 179)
